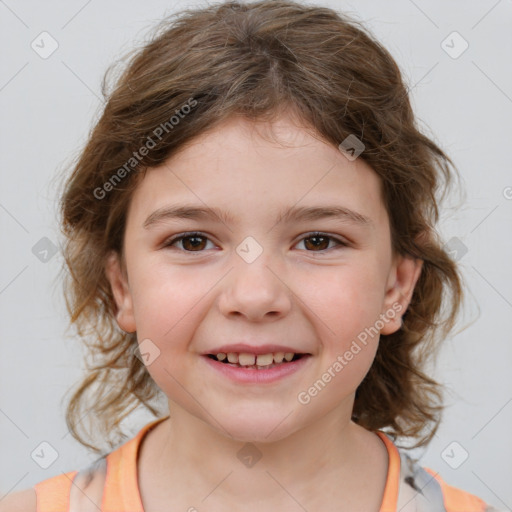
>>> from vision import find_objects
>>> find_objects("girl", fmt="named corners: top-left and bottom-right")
top-left (3, 1), bottom-right (502, 510)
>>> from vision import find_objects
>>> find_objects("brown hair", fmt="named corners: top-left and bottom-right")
top-left (58, 0), bottom-right (464, 453)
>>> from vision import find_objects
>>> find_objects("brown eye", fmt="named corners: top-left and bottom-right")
top-left (164, 232), bottom-right (347, 254)
top-left (304, 235), bottom-right (330, 251)
top-left (181, 235), bottom-right (207, 251)
top-left (165, 233), bottom-right (214, 252)
top-left (297, 233), bottom-right (347, 252)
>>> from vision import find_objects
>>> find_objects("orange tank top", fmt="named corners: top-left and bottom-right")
top-left (33, 416), bottom-right (490, 512)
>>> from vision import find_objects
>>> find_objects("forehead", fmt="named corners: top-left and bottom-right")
top-left (127, 114), bottom-right (388, 231)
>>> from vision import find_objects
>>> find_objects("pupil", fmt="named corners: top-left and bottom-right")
top-left (184, 236), bottom-right (205, 251)
top-left (305, 236), bottom-right (328, 251)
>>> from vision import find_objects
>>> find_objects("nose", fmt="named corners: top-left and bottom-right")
top-left (217, 252), bottom-right (292, 322)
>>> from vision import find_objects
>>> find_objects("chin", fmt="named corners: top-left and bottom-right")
top-left (213, 412), bottom-right (300, 444)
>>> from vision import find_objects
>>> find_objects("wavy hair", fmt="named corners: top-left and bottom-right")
top-left (57, 0), bottom-right (464, 453)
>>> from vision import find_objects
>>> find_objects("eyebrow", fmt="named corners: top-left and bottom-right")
top-left (143, 204), bottom-right (373, 230)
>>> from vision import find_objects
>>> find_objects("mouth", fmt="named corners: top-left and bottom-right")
top-left (205, 351), bottom-right (308, 370)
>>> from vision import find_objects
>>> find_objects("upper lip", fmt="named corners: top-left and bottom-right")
top-left (203, 343), bottom-right (310, 356)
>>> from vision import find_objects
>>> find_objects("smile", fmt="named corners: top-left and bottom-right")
top-left (202, 352), bottom-right (312, 383)
top-left (207, 351), bottom-right (305, 369)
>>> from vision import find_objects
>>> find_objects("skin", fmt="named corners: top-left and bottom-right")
top-left (105, 112), bottom-right (423, 511)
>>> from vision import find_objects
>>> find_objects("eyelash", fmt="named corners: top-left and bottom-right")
top-left (162, 231), bottom-right (349, 254)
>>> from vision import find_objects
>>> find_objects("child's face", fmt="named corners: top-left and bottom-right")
top-left (106, 113), bottom-right (422, 442)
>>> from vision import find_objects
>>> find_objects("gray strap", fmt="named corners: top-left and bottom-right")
top-left (396, 450), bottom-right (448, 512)
top-left (395, 451), bottom-right (506, 512)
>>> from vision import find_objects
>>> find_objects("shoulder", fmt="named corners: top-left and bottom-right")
top-left (7, 458), bottom-right (108, 512)
top-left (423, 467), bottom-right (496, 512)
top-left (0, 488), bottom-right (36, 512)
top-left (67, 458), bottom-right (107, 512)
top-left (396, 447), bottom-right (493, 512)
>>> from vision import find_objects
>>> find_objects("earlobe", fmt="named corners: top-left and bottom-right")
top-left (105, 251), bottom-right (136, 333)
top-left (380, 254), bottom-right (423, 335)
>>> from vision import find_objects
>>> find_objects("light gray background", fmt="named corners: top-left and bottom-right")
top-left (1, 0), bottom-right (511, 509)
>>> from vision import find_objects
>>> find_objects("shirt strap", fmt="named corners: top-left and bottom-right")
top-left (34, 470), bottom-right (78, 512)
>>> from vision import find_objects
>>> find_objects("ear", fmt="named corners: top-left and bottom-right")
top-left (380, 253), bottom-right (423, 335)
top-left (105, 251), bottom-right (136, 333)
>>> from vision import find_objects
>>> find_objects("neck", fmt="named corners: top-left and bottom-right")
top-left (145, 397), bottom-right (383, 506)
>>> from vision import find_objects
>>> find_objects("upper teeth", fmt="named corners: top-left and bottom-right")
top-left (216, 352), bottom-right (295, 366)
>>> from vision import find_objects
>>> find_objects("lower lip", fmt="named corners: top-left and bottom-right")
top-left (202, 355), bottom-right (312, 384)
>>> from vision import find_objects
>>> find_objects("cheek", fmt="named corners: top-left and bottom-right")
top-left (128, 267), bottom-right (209, 399)
top-left (300, 260), bottom-right (387, 339)
top-left (297, 260), bottom-right (386, 390)
top-left (298, 268), bottom-right (384, 403)
top-left (129, 264), bottom-right (208, 346)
